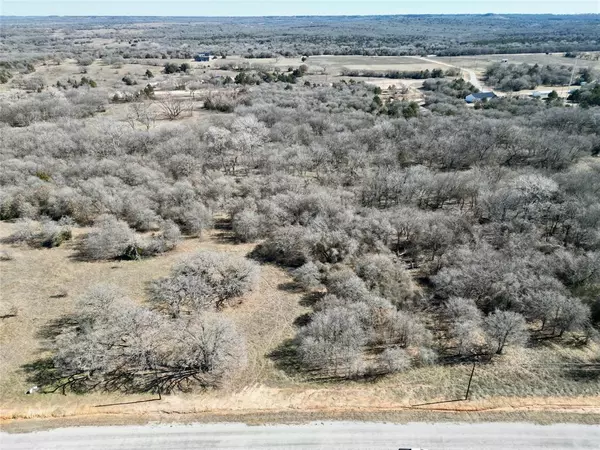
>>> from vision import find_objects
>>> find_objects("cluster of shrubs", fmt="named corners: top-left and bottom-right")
top-left (81, 215), bottom-right (181, 260)
top-left (111, 84), bottom-right (155, 102)
top-left (203, 90), bottom-right (244, 112)
top-left (3, 218), bottom-right (72, 248)
top-left (51, 284), bottom-right (247, 393)
top-left (0, 69), bottom-right (13, 84)
top-left (292, 260), bottom-right (430, 377)
top-left (121, 75), bottom-right (137, 86)
top-left (485, 63), bottom-right (594, 91)
top-left (150, 251), bottom-right (260, 316)
top-left (0, 89), bottom-right (108, 126)
top-left (56, 77), bottom-right (97, 89)
top-left (163, 62), bottom-right (191, 74)
top-left (4, 213), bottom-right (182, 260)
top-left (231, 65), bottom-right (309, 85)
top-left (422, 78), bottom-right (479, 98)
top-left (44, 251), bottom-right (258, 393)
top-left (568, 84), bottom-right (600, 107)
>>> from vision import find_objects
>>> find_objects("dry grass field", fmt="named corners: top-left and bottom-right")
top-left (1, 221), bottom-right (599, 424)
top-left (0, 55), bottom-right (437, 109)
top-left (0, 54), bottom-right (446, 92)
top-left (5, 51), bottom-right (593, 111)
top-left (214, 55), bottom-right (441, 74)
top-left (0, 59), bottom-right (217, 94)
top-left (307, 55), bottom-right (442, 73)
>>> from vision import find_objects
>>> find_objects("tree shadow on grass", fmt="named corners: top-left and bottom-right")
top-left (212, 230), bottom-right (238, 245)
top-left (565, 364), bottom-right (600, 382)
top-left (36, 315), bottom-right (78, 341)
top-left (299, 291), bottom-right (324, 307)
top-left (561, 353), bottom-right (600, 382)
top-left (21, 356), bottom-right (91, 396)
top-left (213, 216), bottom-right (232, 231)
top-left (267, 339), bottom-right (390, 384)
top-left (212, 217), bottom-right (238, 244)
top-left (21, 356), bottom-right (153, 396)
top-left (267, 338), bottom-right (305, 378)
top-left (437, 352), bottom-right (493, 366)
top-left (293, 313), bottom-right (312, 328)
top-left (21, 315), bottom-right (81, 394)
top-left (21, 357), bottom-right (61, 392)
top-left (277, 281), bottom-right (304, 293)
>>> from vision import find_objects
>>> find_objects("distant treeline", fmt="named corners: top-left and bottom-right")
top-left (340, 68), bottom-right (459, 79)
top-left (3, 15), bottom-right (600, 65)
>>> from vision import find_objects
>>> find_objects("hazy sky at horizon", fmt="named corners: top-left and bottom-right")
top-left (2, 0), bottom-right (599, 16)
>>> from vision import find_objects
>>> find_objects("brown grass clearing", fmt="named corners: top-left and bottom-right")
top-left (1, 220), bottom-right (599, 423)
top-left (307, 55), bottom-right (441, 74)
top-left (3, 52), bottom-right (598, 98)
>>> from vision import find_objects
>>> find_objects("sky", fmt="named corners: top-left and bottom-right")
top-left (1, 0), bottom-right (599, 16)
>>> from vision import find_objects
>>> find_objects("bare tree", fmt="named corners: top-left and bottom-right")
top-left (484, 310), bottom-right (529, 355)
top-left (151, 251), bottom-right (260, 316)
top-left (159, 313), bottom-right (247, 389)
top-left (445, 297), bottom-right (482, 323)
top-left (156, 94), bottom-right (192, 120)
top-left (325, 270), bottom-right (370, 303)
top-left (355, 253), bottom-right (417, 307)
top-left (293, 261), bottom-right (323, 290)
top-left (52, 285), bottom-right (246, 393)
top-left (3, 218), bottom-right (71, 248)
top-left (81, 215), bottom-right (138, 260)
top-left (374, 308), bottom-right (431, 348)
top-left (126, 102), bottom-right (157, 130)
top-left (451, 319), bottom-right (487, 356)
top-left (231, 209), bottom-right (262, 242)
top-left (298, 306), bottom-right (366, 377)
top-left (378, 347), bottom-right (411, 373)
top-left (187, 81), bottom-right (204, 99)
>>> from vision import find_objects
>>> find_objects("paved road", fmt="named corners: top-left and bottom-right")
top-left (2, 421), bottom-right (599, 449)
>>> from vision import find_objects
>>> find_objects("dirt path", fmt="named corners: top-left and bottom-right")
top-left (417, 56), bottom-right (491, 92)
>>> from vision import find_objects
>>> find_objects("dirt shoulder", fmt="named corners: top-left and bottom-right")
top-left (2, 403), bottom-right (600, 434)
top-left (2, 390), bottom-right (599, 432)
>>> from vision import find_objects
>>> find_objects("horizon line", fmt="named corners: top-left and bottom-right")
top-left (2, 13), bottom-right (600, 18)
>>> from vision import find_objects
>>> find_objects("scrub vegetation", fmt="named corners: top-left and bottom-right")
top-left (0, 15), bottom-right (599, 409)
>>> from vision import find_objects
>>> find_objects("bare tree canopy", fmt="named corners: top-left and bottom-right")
top-left (156, 94), bottom-right (193, 120)
top-left (151, 251), bottom-right (260, 316)
top-left (484, 310), bottom-right (529, 355)
top-left (51, 285), bottom-right (246, 393)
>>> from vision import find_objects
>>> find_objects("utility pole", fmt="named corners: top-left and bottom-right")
top-left (464, 363), bottom-right (476, 400)
top-left (565, 57), bottom-right (579, 98)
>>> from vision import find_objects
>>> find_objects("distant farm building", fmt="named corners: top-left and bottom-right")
top-left (194, 52), bottom-right (211, 62)
top-left (465, 92), bottom-right (497, 103)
